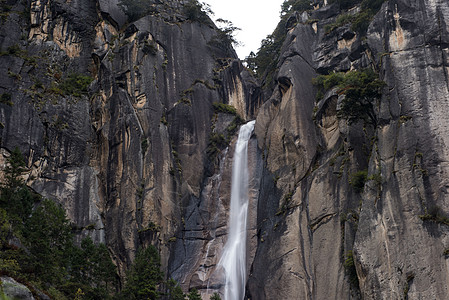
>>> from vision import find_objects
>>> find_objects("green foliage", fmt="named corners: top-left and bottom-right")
top-left (183, 0), bottom-right (213, 24)
top-left (351, 10), bottom-right (372, 33)
top-left (324, 13), bottom-right (354, 33)
top-left (0, 148), bottom-right (119, 298)
top-left (187, 288), bottom-right (201, 300)
top-left (210, 292), bottom-right (222, 300)
top-left (58, 73), bottom-right (92, 97)
top-left (0, 148), bottom-right (36, 229)
top-left (121, 245), bottom-right (164, 299)
top-left (0, 93), bottom-right (13, 106)
top-left (69, 237), bottom-right (117, 297)
top-left (212, 102), bottom-right (237, 115)
top-left (326, 0), bottom-right (386, 34)
top-left (350, 170), bottom-right (368, 193)
top-left (419, 206), bottom-right (449, 226)
top-left (23, 199), bottom-right (73, 285)
top-left (312, 72), bottom-right (345, 91)
top-left (208, 19), bottom-right (240, 54)
top-left (329, 0), bottom-right (361, 9)
top-left (343, 250), bottom-right (359, 287)
top-left (245, 0), bottom-right (312, 86)
top-left (313, 69), bottom-right (384, 125)
top-left (166, 278), bottom-right (186, 300)
top-left (245, 18), bottom-right (287, 87)
top-left (118, 0), bottom-right (156, 22)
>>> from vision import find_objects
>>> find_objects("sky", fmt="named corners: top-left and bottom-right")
top-left (202, 0), bottom-right (285, 59)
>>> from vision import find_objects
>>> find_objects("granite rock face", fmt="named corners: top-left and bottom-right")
top-left (248, 0), bottom-right (449, 299)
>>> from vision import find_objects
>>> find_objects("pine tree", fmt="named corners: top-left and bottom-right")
top-left (122, 245), bottom-right (164, 299)
top-left (187, 288), bottom-right (201, 300)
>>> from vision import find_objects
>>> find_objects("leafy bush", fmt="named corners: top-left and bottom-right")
top-left (351, 10), bottom-right (373, 33)
top-left (183, 0), bottom-right (213, 24)
top-left (326, 0), bottom-right (386, 34)
top-left (344, 250), bottom-right (359, 287)
top-left (245, 0), bottom-right (311, 87)
top-left (187, 288), bottom-right (201, 300)
top-left (208, 19), bottom-right (240, 53)
top-left (313, 69), bottom-right (384, 125)
top-left (166, 278), bottom-right (185, 300)
top-left (350, 170), bottom-right (368, 193)
top-left (419, 206), bottom-right (449, 226)
top-left (59, 73), bottom-right (92, 97)
top-left (212, 102), bottom-right (237, 115)
top-left (210, 292), bottom-right (222, 300)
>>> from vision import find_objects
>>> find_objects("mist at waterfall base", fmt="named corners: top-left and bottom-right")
top-left (217, 120), bottom-right (256, 300)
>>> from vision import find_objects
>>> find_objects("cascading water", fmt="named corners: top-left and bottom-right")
top-left (218, 120), bottom-right (255, 300)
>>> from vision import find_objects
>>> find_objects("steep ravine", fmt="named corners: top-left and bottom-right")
top-left (1, 0), bottom-right (449, 299)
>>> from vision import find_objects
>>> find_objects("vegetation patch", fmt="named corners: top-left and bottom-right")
top-left (350, 170), bottom-right (368, 193)
top-left (419, 206), bottom-right (449, 226)
top-left (343, 250), bottom-right (360, 288)
top-left (0, 93), bottom-right (13, 106)
top-left (58, 73), bottom-right (92, 97)
top-left (245, 0), bottom-right (311, 88)
top-left (326, 0), bottom-right (386, 34)
top-left (313, 69), bottom-right (385, 126)
top-left (208, 19), bottom-right (240, 55)
top-left (212, 102), bottom-right (237, 115)
top-left (183, 0), bottom-right (213, 25)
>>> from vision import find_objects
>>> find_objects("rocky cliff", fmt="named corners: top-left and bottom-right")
top-left (249, 0), bottom-right (449, 299)
top-left (1, 0), bottom-right (449, 299)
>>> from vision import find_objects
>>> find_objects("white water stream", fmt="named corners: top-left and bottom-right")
top-left (218, 120), bottom-right (255, 300)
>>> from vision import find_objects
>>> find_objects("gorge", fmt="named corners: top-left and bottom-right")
top-left (1, 0), bottom-right (449, 299)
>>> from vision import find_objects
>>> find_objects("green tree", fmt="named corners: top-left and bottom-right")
top-left (23, 199), bottom-right (74, 285)
top-left (187, 288), bottom-right (201, 300)
top-left (313, 69), bottom-right (384, 126)
top-left (69, 237), bottom-right (117, 295)
top-left (122, 245), bottom-right (164, 299)
top-left (210, 292), bottom-right (221, 300)
top-left (0, 147), bottom-right (35, 228)
top-left (166, 278), bottom-right (185, 300)
top-left (183, 0), bottom-right (213, 24)
top-left (337, 69), bottom-right (384, 126)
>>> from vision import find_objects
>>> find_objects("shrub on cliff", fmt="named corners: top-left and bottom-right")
top-left (184, 0), bottom-right (213, 24)
top-left (313, 69), bottom-right (384, 126)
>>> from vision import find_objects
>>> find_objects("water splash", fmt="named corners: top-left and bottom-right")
top-left (218, 120), bottom-right (255, 300)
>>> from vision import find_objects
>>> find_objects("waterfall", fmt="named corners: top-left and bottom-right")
top-left (218, 120), bottom-right (255, 300)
